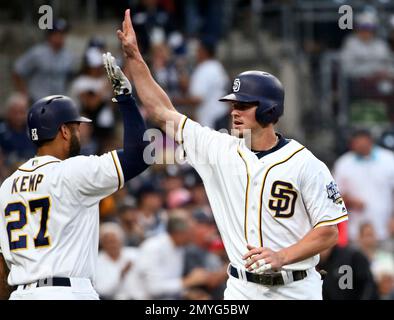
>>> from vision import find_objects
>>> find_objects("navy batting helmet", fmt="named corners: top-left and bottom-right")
top-left (219, 71), bottom-right (284, 125)
top-left (27, 95), bottom-right (91, 144)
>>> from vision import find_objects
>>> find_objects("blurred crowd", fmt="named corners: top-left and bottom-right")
top-left (339, 10), bottom-right (394, 126)
top-left (0, 0), bottom-right (394, 300)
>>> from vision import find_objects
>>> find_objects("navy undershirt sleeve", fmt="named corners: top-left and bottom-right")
top-left (115, 94), bottom-right (149, 181)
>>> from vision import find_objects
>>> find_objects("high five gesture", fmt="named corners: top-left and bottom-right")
top-left (117, 9), bottom-right (141, 60)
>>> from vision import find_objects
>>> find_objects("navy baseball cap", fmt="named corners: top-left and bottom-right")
top-left (192, 210), bottom-right (215, 225)
top-left (48, 19), bottom-right (69, 33)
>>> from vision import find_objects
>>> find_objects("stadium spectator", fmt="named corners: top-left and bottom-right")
top-left (79, 122), bottom-right (99, 156)
top-left (381, 217), bottom-right (394, 253)
top-left (136, 183), bottom-right (167, 239)
top-left (379, 126), bottom-right (394, 152)
top-left (333, 129), bottom-right (394, 242)
top-left (374, 258), bottom-right (394, 300)
top-left (340, 11), bottom-right (394, 122)
top-left (13, 19), bottom-right (76, 102)
top-left (183, 210), bottom-right (228, 300)
top-left (183, 0), bottom-right (225, 41)
top-left (75, 77), bottom-right (116, 150)
top-left (87, 36), bottom-right (107, 51)
top-left (161, 169), bottom-right (185, 196)
top-left (117, 205), bottom-right (145, 247)
top-left (357, 223), bottom-right (394, 265)
top-left (166, 187), bottom-right (192, 209)
top-left (188, 179), bottom-right (211, 214)
top-left (69, 45), bottom-right (115, 151)
top-left (318, 244), bottom-right (379, 300)
top-left (150, 41), bottom-right (192, 118)
top-left (151, 43), bottom-right (180, 95)
top-left (131, 0), bottom-right (175, 55)
top-left (357, 222), bottom-right (394, 298)
top-left (340, 11), bottom-right (392, 78)
top-left (0, 150), bottom-right (10, 184)
top-left (173, 36), bottom-right (229, 128)
top-left (69, 46), bottom-right (110, 103)
top-left (214, 107), bottom-right (232, 131)
top-left (95, 223), bottom-right (140, 300)
top-left (0, 93), bottom-right (35, 164)
top-left (130, 212), bottom-right (210, 299)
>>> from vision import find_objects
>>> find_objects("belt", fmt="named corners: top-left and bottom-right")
top-left (229, 265), bottom-right (307, 286)
top-left (20, 277), bottom-right (71, 290)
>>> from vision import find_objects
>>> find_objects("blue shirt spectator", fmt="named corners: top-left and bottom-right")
top-left (13, 19), bottom-right (76, 102)
top-left (0, 93), bottom-right (36, 164)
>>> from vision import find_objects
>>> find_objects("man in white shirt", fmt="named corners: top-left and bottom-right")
top-left (130, 213), bottom-right (209, 299)
top-left (95, 222), bottom-right (139, 300)
top-left (174, 37), bottom-right (229, 128)
top-left (340, 11), bottom-right (392, 78)
top-left (333, 129), bottom-right (394, 242)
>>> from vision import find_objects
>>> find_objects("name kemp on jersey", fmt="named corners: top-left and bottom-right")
top-left (11, 173), bottom-right (44, 194)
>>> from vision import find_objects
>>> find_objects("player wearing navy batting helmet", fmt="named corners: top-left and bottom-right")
top-left (0, 53), bottom-right (149, 300)
top-left (219, 70), bottom-right (284, 125)
top-left (110, 9), bottom-right (348, 300)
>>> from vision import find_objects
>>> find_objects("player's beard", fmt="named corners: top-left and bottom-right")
top-left (68, 131), bottom-right (81, 157)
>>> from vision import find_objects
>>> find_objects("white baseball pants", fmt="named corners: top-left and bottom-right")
top-left (9, 278), bottom-right (99, 300)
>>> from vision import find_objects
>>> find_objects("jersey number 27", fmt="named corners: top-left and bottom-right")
top-left (4, 197), bottom-right (51, 251)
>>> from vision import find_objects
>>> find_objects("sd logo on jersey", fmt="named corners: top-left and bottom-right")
top-left (326, 181), bottom-right (343, 205)
top-left (268, 181), bottom-right (298, 218)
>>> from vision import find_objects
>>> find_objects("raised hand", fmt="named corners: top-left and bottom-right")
top-left (102, 52), bottom-right (132, 98)
top-left (117, 9), bottom-right (140, 59)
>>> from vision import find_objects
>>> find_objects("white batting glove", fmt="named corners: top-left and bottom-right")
top-left (103, 52), bottom-right (132, 101)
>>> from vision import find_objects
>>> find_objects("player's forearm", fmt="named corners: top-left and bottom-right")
top-left (124, 56), bottom-right (176, 126)
top-left (116, 94), bottom-right (149, 181)
top-left (173, 95), bottom-right (202, 107)
top-left (279, 225), bottom-right (338, 266)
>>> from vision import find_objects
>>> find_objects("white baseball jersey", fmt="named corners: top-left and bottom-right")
top-left (176, 117), bottom-right (348, 271)
top-left (0, 151), bottom-right (124, 286)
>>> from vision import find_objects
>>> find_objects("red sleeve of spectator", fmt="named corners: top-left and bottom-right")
top-left (337, 220), bottom-right (348, 247)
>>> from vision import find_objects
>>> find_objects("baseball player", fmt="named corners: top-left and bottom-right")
top-left (113, 9), bottom-right (349, 300)
top-left (0, 55), bottom-right (149, 300)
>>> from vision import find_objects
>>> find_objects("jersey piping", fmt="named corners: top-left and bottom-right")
top-left (18, 160), bottom-right (61, 173)
top-left (110, 151), bottom-right (122, 191)
top-left (314, 213), bottom-right (349, 228)
top-left (237, 148), bottom-right (251, 243)
top-left (258, 146), bottom-right (306, 247)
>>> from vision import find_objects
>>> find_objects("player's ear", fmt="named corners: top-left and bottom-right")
top-left (59, 124), bottom-right (71, 141)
